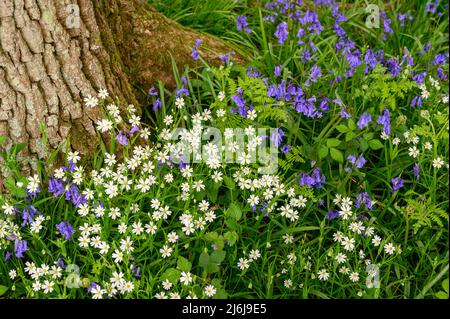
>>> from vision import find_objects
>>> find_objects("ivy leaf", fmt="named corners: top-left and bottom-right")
top-left (368, 139), bottom-right (384, 150)
top-left (223, 176), bottom-right (235, 190)
top-left (160, 268), bottom-right (181, 283)
top-left (223, 231), bottom-right (238, 246)
top-left (177, 256), bottom-right (192, 272)
top-left (330, 148), bottom-right (344, 163)
top-left (210, 250), bottom-right (226, 264)
top-left (225, 203), bottom-right (242, 221)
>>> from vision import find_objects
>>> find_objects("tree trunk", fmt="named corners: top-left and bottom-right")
top-left (0, 0), bottom-right (241, 188)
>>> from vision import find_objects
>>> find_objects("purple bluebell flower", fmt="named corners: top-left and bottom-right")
top-left (326, 210), bottom-right (339, 220)
top-left (115, 130), bottom-right (128, 146)
top-left (386, 58), bottom-right (402, 77)
top-left (355, 192), bottom-right (373, 210)
top-left (348, 154), bottom-right (366, 169)
top-left (437, 68), bottom-right (447, 81)
top-left (153, 98), bottom-right (162, 111)
top-left (274, 65), bottom-right (282, 77)
top-left (413, 72), bottom-right (426, 84)
top-left (191, 38), bottom-right (201, 61)
top-left (413, 163), bottom-right (420, 180)
top-left (220, 51), bottom-right (234, 64)
top-left (87, 282), bottom-right (99, 293)
top-left (56, 221), bottom-right (75, 241)
top-left (319, 97), bottom-right (330, 112)
top-left (14, 239), bottom-right (28, 258)
top-left (5, 251), bottom-right (12, 262)
top-left (131, 264), bottom-right (141, 278)
top-left (431, 53), bottom-right (449, 66)
top-left (57, 258), bottom-right (65, 269)
top-left (275, 22), bottom-right (289, 44)
top-left (391, 177), bottom-right (404, 193)
top-left (21, 205), bottom-right (41, 227)
top-left (280, 144), bottom-right (291, 154)
top-left (62, 161), bottom-right (76, 172)
top-left (236, 15), bottom-right (252, 33)
top-left (357, 112), bottom-right (372, 130)
top-left (48, 177), bottom-right (65, 197)
top-left (307, 65), bottom-right (322, 85)
top-left (377, 109), bottom-right (391, 135)
top-left (411, 96), bottom-right (422, 108)
top-left (339, 106), bottom-right (351, 119)
top-left (270, 128), bottom-right (285, 147)
top-left (247, 67), bottom-right (261, 77)
top-left (65, 184), bottom-right (87, 207)
top-left (425, 0), bottom-right (439, 14)
top-left (381, 12), bottom-right (393, 40)
top-left (148, 87), bottom-right (158, 96)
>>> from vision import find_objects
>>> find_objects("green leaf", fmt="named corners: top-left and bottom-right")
top-left (210, 250), bottom-right (226, 264)
top-left (223, 231), bottom-right (238, 246)
top-left (348, 119), bottom-right (356, 130)
top-left (223, 176), bottom-right (235, 190)
top-left (0, 285), bottom-right (8, 296)
top-left (160, 268), bottom-right (181, 283)
top-left (326, 138), bottom-right (341, 148)
top-left (0, 136), bottom-right (6, 145)
top-left (318, 146), bottom-right (329, 159)
top-left (345, 131), bottom-right (356, 142)
top-left (330, 148), bottom-right (343, 163)
top-left (204, 232), bottom-right (219, 242)
top-left (368, 139), bottom-right (384, 150)
top-left (225, 203), bottom-right (242, 221)
top-left (336, 125), bottom-right (349, 133)
top-left (199, 252), bottom-right (220, 273)
top-left (177, 256), bottom-right (192, 272)
top-left (442, 279), bottom-right (449, 293)
top-left (435, 291), bottom-right (448, 299)
top-left (361, 139), bottom-right (369, 152)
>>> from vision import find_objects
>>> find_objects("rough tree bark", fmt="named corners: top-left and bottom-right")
top-left (0, 0), bottom-right (241, 188)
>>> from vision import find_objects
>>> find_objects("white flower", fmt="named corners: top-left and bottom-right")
top-left (408, 146), bottom-right (419, 158)
top-left (392, 137), bottom-right (401, 145)
top-left (216, 109), bottom-right (226, 118)
top-left (424, 141), bottom-right (433, 151)
top-left (283, 279), bottom-right (293, 288)
top-left (84, 95), bottom-right (98, 108)
top-left (98, 88), bottom-right (109, 99)
top-left (432, 157), bottom-right (444, 169)
top-left (9, 269), bottom-right (17, 279)
top-left (349, 272), bottom-right (359, 282)
top-left (249, 249), bottom-right (261, 260)
top-left (317, 269), bottom-right (330, 281)
top-left (218, 91), bottom-right (225, 101)
top-left (372, 235), bottom-right (382, 247)
top-left (162, 279), bottom-right (173, 290)
top-left (180, 271), bottom-right (193, 285)
top-left (175, 97), bottom-right (185, 109)
top-left (160, 245), bottom-right (173, 258)
top-left (384, 242), bottom-right (396, 255)
top-left (204, 285), bottom-right (217, 297)
top-left (237, 258), bottom-right (250, 270)
top-left (335, 253), bottom-right (347, 264)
